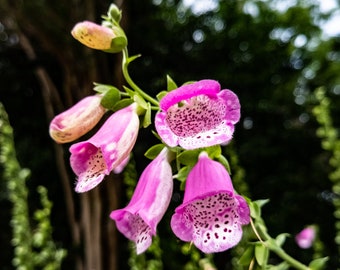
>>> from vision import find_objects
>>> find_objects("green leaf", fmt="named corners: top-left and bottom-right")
top-left (156, 90), bottom-right (168, 101)
top-left (127, 54), bottom-right (141, 64)
top-left (308, 257), bottom-right (329, 270)
top-left (133, 93), bottom-right (148, 109)
top-left (111, 99), bottom-right (133, 112)
top-left (255, 243), bottom-right (269, 267)
top-left (122, 85), bottom-right (135, 98)
top-left (249, 199), bottom-right (270, 219)
top-left (144, 144), bottom-right (165, 159)
top-left (177, 149), bottom-right (201, 166)
top-left (175, 165), bottom-right (192, 182)
top-left (205, 145), bottom-right (221, 158)
top-left (238, 245), bottom-right (255, 266)
top-left (100, 87), bottom-right (121, 110)
top-left (275, 233), bottom-right (290, 247)
top-left (93, 82), bottom-right (118, 94)
top-left (142, 102), bottom-right (152, 128)
top-left (104, 36), bottom-right (127, 53)
top-left (217, 154), bottom-right (231, 174)
top-left (166, 75), bottom-right (178, 91)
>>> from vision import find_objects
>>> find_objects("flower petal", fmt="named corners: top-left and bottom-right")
top-left (171, 152), bottom-right (250, 253)
top-left (159, 80), bottom-right (220, 111)
top-left (110, 148), bottom-right (173, 253)
top-left (70, 104), bottom-right (139, 192)
top-left (155, 80), bottom-right (240, 149)
top-left (49, 95), bottom-right (105, 143)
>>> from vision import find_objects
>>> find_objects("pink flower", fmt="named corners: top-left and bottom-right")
top-left (155, 80), bottom-right (240, 150)
top-left (295, 226), bottom-right (316, 249)
top-left (69, 104), bottom-right (139, 193)
top-left (71, 21), bottom-right (127, 52)
top-left (110, 147), bottom-right (173, 254)
top-left (49, 95), bottom-right (106, 143)
top-left (171, 152), bottom-right (250, 253)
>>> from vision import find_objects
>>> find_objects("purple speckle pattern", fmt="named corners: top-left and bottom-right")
top-left (75, 148), bottom-right (107, 192)
top-left (155, 80), bottom-right (240, 150)
top-left (171, 192), bottom-right (249, 253)
top-left (166, 95), bottom-right (226, 137)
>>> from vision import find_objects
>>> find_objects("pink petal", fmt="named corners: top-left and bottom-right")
top-left (155, 80), bottom-right (241, 150)
top-left (49, 95), bottom-right (105, 143)
top-left (160, 80), bottom-right (220, 111)
top-left (70, 104), bottom-right (139, 192)
top-left (110, 148), bottom-right (173, 253)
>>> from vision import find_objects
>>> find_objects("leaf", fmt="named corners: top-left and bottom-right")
top-left (255, 243), bottom-right (269, 267)
top-left (205, 145), bottom-right (221, 158)
top-left (127, 54), bottom-right (141, 64)
top-left (156, 90), bottom-right (168, 101)
top-left (308, 257), bottom-right (329, 270)
top-left (93, 82), bottom-right (117, 94)
top-left (249, 199), bottom-right (270, 219)
top-left (275, 233), bottom-right (290, 247)
top-left (166, 75), bottom-right (178, 91)
top-left (217, 154), bottom-right (231, 174)
top-left (177, 149), bottom-right (201, 166)
top-left (144, 144), bottom-right (165, 159)
top-left (111, 99), bottom-right (133, 112)
top-left (100, 88), bottom-right (121, 110)
top-left (133, 93), bottom-right (148, 109)
top-left (142, 102), bottom-right (152, 128)
top-left (238, 245), bottom-right (255, 266)
top-left (175, 165), bottom-right (192, 182)
top-left (122, 85), bottom-right (135, 98)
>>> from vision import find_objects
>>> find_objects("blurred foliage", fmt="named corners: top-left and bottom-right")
top-left (0, 0), bottom-right (340, 269)
top-left (0, 103), bottom-right (66, 269)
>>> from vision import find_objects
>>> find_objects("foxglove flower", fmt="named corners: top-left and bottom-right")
top-left (70, 103), bottom-right (139, 192)
top-left (295, 226), bottom-right (316, 249)
top-left (49, 95), bottom-right (106, 143)
top-left (155, 80), bottom-right (240, 150)
top-left (171, 152), bottom-right (249, 253)
top-left (71, 21), bottom-right (127, 52)
top-left (110, 147), bottom-right (173, 254)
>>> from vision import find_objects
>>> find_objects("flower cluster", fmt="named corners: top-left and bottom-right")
top-left (49, 3), bottom-right (249, 255)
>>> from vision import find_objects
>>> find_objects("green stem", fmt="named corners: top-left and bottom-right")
top-left (252, 218), bottom-right (310, 270)
top-left (122, 48), bottom-right (159, 107)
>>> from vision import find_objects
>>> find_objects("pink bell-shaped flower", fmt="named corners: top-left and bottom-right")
top-left (295, 226), bottom-right (316, 249)
top-left (155, 80), bottom-right (240, 150)
top-left (49, 95), bottom-right (106, 143)
top-left (110, 147), bottom-right (173, 254)
top-left (171, 152), bottom-right (249, 253)
top-left (69, 103), bottom-right (139, 192)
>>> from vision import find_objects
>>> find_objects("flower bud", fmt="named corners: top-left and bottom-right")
top-left (49, 95), bottom-right (105, 143)
top-left (71, 21), bottom-right (127, 52)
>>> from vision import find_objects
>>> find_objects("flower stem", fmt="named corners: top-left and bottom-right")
top-left (122, 48), bottom-right (159, 107)
top-left (252, 218), bottom-right (310, 270)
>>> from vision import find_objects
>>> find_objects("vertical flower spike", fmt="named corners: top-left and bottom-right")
top-left (49, 95), bottom-right (106, 143)
top-left (69, 104), bottom-right (139, 192)
top-left (295, 226), bottom-right (316, 249)
top-left (155, 80), bottom-right (240, 150)
top-left (171, 152), bottom-right (250, 253)
top-left (110, 148), bottom-right (173, 254)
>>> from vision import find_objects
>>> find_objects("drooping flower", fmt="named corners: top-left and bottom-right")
top-left (70, 103), bottom-right (139, 193)
top-left (49, 95), bottom-right (106, 143)
top-left (171, 152), bottom-right (249, 253)
top-left (155, 79), bottom-right (240, 150)
top-left (295, 226), bottom-right (316, 249)
top-left (110, 147), bottom-right (173, 254)
top-left (71, 21), bottom-right (127, 52)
